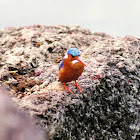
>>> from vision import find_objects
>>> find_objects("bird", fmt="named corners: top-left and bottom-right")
top-left (59, 48), bottom-right (87, 94)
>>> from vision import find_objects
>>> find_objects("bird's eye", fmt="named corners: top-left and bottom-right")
top-left (71, 55), bottom-right (74, 58)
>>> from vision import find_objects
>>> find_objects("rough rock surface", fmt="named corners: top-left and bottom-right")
top-left (0, 25), bottom-right (140, 139)
top-left (0, 86), bottom-right (45, 140)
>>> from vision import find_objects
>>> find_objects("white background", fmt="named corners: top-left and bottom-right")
top-left (0, 0), bottom-right (140, 37)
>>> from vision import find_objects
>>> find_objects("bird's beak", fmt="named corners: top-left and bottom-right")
top-left (74, 57), bottom-right (87, 67)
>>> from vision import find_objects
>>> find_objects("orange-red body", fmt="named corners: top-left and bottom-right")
top-left (59, 55), bottom-right (84, 83)
top-left (59, 52), bottom-right (86, 94)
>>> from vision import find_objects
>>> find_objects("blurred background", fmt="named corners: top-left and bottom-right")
top-left (0, 0), bottom-right (140, 37)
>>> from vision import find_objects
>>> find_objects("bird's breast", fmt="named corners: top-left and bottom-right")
top-left (59, 61), bottom-right (84, 83)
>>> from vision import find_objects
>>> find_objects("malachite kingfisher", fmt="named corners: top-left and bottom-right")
top-left (59, 48), bottom-right (87, 94)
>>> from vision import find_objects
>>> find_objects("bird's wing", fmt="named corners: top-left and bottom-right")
top-left (59, 59), bottom-right (64, 70)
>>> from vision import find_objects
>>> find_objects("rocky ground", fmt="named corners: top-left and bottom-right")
top-left (0, 25), bottom-right (140, 140)
top-left (0, 86), bottom-right (45, 140)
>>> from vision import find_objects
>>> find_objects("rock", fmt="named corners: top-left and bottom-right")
top-left (0, 86), bottom-right (45, 140)
top-left (0, 25), bottom-right (139, 139)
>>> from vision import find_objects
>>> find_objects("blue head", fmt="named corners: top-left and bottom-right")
top-left (67, 48), bottom-right (80, 57)
top-left (59, 48), bottom-right (81, 70)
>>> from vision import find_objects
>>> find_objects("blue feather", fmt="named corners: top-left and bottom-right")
top-left (59, 48), bottom-right (80, 70)
top-left (59, 59), bottom-right (64, 70)
top-left (68, 48), bottom-right (80, 56)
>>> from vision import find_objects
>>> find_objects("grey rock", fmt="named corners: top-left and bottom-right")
top-left (0, 25), bottom-right (139, 140)
top-left (0, 86), bottom-right (45, 140)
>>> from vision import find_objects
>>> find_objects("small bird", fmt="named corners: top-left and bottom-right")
top-left (59, 48), bottom-right (87, 94)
